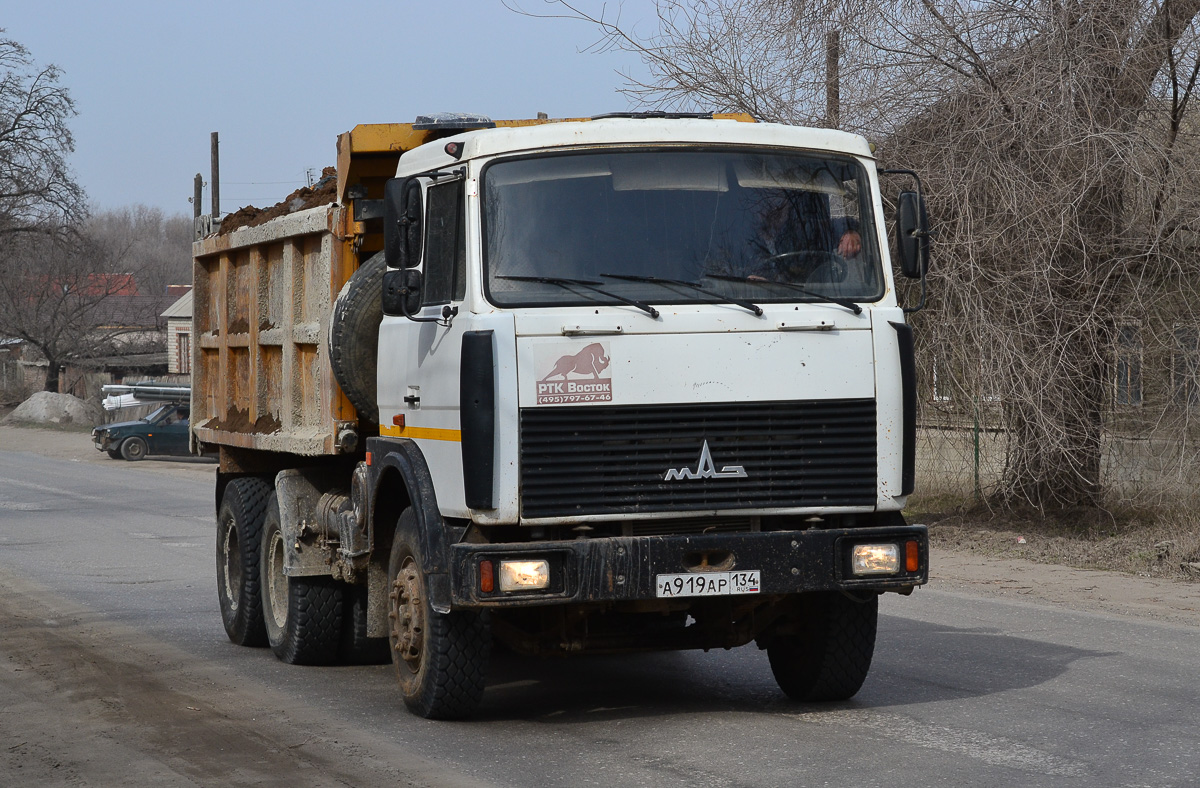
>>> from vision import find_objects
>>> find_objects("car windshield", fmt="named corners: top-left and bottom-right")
top-left (146, 405), bottom-right (186, 425)
top-left (482, 149), bottom-right (884, 309)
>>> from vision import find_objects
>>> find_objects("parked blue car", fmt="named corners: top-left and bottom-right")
top-left (93, 403), bottom-right (190, 461)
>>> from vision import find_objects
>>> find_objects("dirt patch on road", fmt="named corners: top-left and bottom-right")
top-left (910, 502), bottom-right (1200, 583)
top-left (0, 574), bottom-right (486, 787)
top-left (929, 547), bottom-right (1200, 628)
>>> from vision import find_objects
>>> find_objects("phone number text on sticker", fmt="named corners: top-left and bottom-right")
top-left (656, 570), bottom-right (761, 598)
top-left (536, 392), bottom-right (612, 404)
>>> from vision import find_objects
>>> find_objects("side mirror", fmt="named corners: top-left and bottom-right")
top-left (383, 268), bottom-right (423, 317)
top-left (896, 190), bottom-right (930, 280)
top-left (384, 178), bottom-right (423, 268)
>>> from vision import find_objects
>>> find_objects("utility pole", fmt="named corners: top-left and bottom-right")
top-left (193, 174), bottom-right (203, 221)
top-left (210, 132), bottom-right (220, 219)
top-left (825, 29), bottom-right (841, 129)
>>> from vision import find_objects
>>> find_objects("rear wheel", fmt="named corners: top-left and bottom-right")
top-left (766, 591), bottom-right (878, 702)
top-left (388, 509), bottom-right (490, 719)
top-left (260, 495), bottom-right (344, 665)
top-left (216, 477), bottom-right (273, 646)
top-left (120, 436), bottom-right (148, 461)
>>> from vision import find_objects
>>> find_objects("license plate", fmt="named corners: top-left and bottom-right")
top-left (655, 570), bottom-right (760, 598)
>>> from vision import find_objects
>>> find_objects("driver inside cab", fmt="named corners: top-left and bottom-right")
top-left (745, 189), bottom-right (861, 282)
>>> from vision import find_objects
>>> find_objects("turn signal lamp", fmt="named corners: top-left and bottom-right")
top-left (499, 560), bottom-right (550, 592)
top-left (479, 560), bottom-right (495, 593)
top-left (851, 544), bottom-right (900, 576)
top-left (906, 540), bottom-right (920, 572)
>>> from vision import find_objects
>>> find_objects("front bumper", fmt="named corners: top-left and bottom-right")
top-left (93, 431), bottom-right (112, 451)
top-left (449, 525), bottom-right (927, 608)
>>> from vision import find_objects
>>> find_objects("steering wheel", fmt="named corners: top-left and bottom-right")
top-left (752, 250), bottom-right (847, 283)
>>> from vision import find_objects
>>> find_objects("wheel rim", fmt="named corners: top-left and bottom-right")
top-left (126, 440), bottom-right (145, 459)
top-left (389, 556), bottom-right (424, 674)
top-left (221, 521), bottom-right (240, 612)
top-left (266, 528), bottom-right (288, 629)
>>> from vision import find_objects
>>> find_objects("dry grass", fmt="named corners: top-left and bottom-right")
top-left (907, 494), bottom-right (1200, 581)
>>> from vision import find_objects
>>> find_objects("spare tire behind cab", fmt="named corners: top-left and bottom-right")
top-left (329, 251), bottom-right (385, 425)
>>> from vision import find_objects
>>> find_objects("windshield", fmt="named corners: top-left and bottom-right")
top-left (482, 149), bottom-right (884, 309)
top-left (146, 405), bottom-right (186, 424)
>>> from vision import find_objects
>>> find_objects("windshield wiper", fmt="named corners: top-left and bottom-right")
top-left (704, 274), bottom-right (863, 315)
top-left (496, 275), bottom-right (660, 318)
top-left (599, 273), bottom-right (763, 316)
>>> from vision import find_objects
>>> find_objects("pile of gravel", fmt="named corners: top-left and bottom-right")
top-left (1, 391), bottom-right (100, 426)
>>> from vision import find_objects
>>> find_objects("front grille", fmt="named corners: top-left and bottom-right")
top-left (520, 399), bottom-right (877, 519)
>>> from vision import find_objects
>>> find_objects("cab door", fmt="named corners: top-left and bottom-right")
top-left (157, 405), bottom-right (191, 454)
top-left (379, 173), bottom-right (471, 514)
top-left (147, 404), bottom-right (189, 454)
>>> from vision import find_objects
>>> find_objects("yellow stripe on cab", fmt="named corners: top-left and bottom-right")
top-left (380, 423), bottom-right (462, 442)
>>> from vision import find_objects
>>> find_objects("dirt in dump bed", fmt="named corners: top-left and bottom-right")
top-left (218, 166), bottom-right (338, 235)
top-left (208, 407), bottom-right (282, 435)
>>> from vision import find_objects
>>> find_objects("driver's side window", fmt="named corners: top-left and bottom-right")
top-left (422, 179), bottom-right (466, 305)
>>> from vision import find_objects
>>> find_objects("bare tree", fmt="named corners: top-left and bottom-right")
top-left (0, 36), bottom-right (183, 396)
top-left (520, 1), bottom-right (1200, 511)
top-left (507, 1), bottom-right (873, 125)
top-left (875, 2), bottom-right (1200, 509)
top-left (86, 206), bottom-right (194, 296)
top-left (0, 33), bottom-right (84, 236)
top-left (0, 230), bottom-right (167, 392)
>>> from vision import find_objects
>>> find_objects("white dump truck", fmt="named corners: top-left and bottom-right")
top-left (193, 112), bottom-right (931, 719)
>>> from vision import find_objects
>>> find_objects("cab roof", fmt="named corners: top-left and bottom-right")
top-left (394, 117), bottom-right (875, 178)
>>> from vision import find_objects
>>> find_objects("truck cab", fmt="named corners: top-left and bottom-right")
top-left (380, 118), bottom-right (909, 518)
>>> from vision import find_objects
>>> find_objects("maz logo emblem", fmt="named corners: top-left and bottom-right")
top-left (663, 441), bottom-right (748, 481)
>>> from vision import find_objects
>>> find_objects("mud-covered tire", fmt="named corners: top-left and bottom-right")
top-left (216, 477), bottom-right (272, 647)
top-left (388, 509), bottom-right (490, 719)
top-left (330, 251), bottom-right (384, 424)
top-left (260, 496), bottom-right (344, 665)
top-left (340, 583), bottom-right (391, 665)
top-left (120, 436), bottom-right (148, 461)
top-left (767, 591), bottom-right (878, 702)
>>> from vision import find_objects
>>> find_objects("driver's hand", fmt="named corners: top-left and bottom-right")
top-left (837, 231), bottom-right (862, 258)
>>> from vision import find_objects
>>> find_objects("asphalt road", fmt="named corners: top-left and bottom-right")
top-left (1, 442), bottom-right (1198, 787)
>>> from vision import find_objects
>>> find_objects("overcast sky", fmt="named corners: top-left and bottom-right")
top-left (5, 0), bottom-right (651, 217)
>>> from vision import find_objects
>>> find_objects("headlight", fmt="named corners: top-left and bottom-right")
top-left (499, 559), bottom-right (550, 591)
top-left (851, 544), bottom-right (900, 576)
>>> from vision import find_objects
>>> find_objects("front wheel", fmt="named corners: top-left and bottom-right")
top-left (388, 509), bottom-right (490, 719)
top-left (120, 436), bottom-right (148, 461)
top-left (260, 495), bottom-right (344, 665)
top-left (766, 591), bottom-right (878, 702)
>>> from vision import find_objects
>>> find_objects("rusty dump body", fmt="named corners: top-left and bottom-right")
top-left (191, 118), bottom-right (581, 465)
